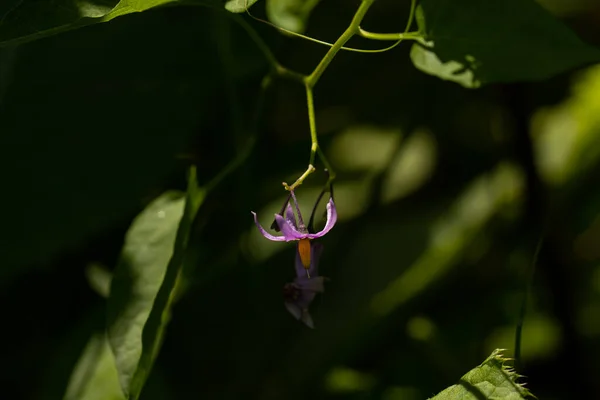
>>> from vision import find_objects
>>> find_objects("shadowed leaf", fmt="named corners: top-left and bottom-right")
top-left (410, 0), bottom-right (600, 87)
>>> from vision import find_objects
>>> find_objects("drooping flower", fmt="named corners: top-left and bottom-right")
top-left (251, 189), bottom-right (337, 276)
top-left (283, 242), bottom-right (326, 328)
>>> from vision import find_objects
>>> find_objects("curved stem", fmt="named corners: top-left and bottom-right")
top-left (288, 0), bottom-right (379, 189)
top-left (316, 147), bottom-right (335, 182)
top-left (205, 74), bottom-right (273, 192)
top-left (306, 84), bottom-right (318, 166)
top-left (514, 236), bottom-right (543, 369)
top-left (358, 29), bottom-right (420, 41)
top-left (305, 0), bottom-right (376, 88)
top-left (232, 14), bottom-right (279, 68)
top-left (232, 14), bottom-right (307, 84)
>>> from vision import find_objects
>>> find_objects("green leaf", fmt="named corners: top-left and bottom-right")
top-left (266, 0), bottom-right (319, 33)
top-left (0, 0), bottom-right (217, 46)
top-left (410, 0), bottom-right (600, 88)
top-left (224, 0), bottom-right (261, 13)
top-left (0, 7), bottom-right (221, 284)
top-left (107, 167), bottom-right (205, 400)
top-left (63, 334), bottom-right (125, 400)
top-left (430, 349), bottom-right (533, 400)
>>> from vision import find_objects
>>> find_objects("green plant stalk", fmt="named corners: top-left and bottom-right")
top-left (358, 29), bottom-right (421, 41)
top-left (232, 14), bottom-right (279, 68)
top-left (285, 84), bottom-right (319, 190)
top-left (514, 236), bottom-right (543, 369)
top-left (233, 14), bottom-right (306, 83)
top-left (305, 0), bottom-right (376, 88)
top-left (287, 0), bottom-right (379, 189)
top-left (358, 0), bottom-right (419, 42)
top-left (239, 0), bottom-right (418, 190)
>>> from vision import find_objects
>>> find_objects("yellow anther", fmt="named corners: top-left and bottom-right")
top-left (298, 239), bottom-right (311, 273)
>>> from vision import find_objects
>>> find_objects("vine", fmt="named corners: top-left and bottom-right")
top-left (238, 0), bottom-right (420, 190)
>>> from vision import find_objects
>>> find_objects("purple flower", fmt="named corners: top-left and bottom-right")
top-left (251, 189), bottom-right (337, 276)
top-left (283, 242), bottom-right (326, 328)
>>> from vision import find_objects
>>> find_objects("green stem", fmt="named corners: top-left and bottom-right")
top-left (206, 74), bottom-right (273, 192)
top-left (284, 165), bottom-right (316, 191)
top-left (358, 29), bottom-right (421, 41)
top-left (306, 84), bottom-right (318, 166)
top-left (232, 14), bottom-right (307, 83)
top-left (232, 15), bottom-right (278, 68)
top-left (305, 0), bottom-right (376, 88)
top-left (514, 236), bottom-right (543, 369)
top-left (289, 0), bottom-right (379, 188)
top-left (358, 0), bottom-right (419, 44)
top-left (276, 64), bottom-right (306, 83)
top-left (316, 147), bottom-right (335, 181)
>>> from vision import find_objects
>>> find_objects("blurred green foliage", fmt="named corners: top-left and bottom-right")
top-left (1, 0), bottom-right (600, 399)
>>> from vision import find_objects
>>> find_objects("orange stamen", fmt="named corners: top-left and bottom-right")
top-left (298, 239), bottom-right (312, 276)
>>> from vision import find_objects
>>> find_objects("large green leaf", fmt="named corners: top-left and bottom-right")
top-left (0, 0), bottom-right (218, 46)
top-left (430, 349), bottom-right (532, 400)
top-left (410, 0), bottom-right (600, 88)
top-left (63, 334), bottom-right (125, 400)
top-left (107, 168), bottom-right (205, 400)
top-left (266, 0), bottom-right (319, 33)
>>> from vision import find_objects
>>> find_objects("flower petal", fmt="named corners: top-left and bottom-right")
top-left (274, 214), bottom-right (304, 241)
top-left (306, 198), bottom-right (337, 239)
top-left (284, 301), bottom-right (302, 320)
top-left (251, 212), bottom-right (286, 241)
top-left (294, 246), bottom-right (305, 278)
top-left (296, 276), bottom-right (325, 292)
top-left (300, 310), bottom-right (315, 329)
top-left (285, 204), bottom-right (297, 229)
top-left (311, 242), bottom-right (324, 273)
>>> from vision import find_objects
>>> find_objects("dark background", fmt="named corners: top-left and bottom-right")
top-left (1, 0), bottom-right (600, 399)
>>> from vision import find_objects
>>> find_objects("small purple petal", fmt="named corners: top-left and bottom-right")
top-left (274, 214), bottom-right (304, 241)
top-left (306, 198), bottom-right (337, 239)
top-left (300, 310), bottom-right (315, 329)
top-left (295, 285), bottom-right (318, 309)
top-left (284, 301), bottom-right (302, 320)
top-left (285, 204), bottom-right (297, 229)
top-left (251, 212), bottom-right (286, 242)
top-left (296, 276), bottom-right (325, 292)
top-left (311, 242), bottom-right (324, 272)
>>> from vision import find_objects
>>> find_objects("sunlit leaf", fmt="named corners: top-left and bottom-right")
top-left (224, 0), bottom-right (261, 13)
top-left (371, 163), bottom-right (523, 316)
top-left (0, 0), bottom-right (217, 46)
top-left (266, 0), bottom-right (319, 33)
top-left (410, 0), bottom-right (600, 88)
top-left (107, 167), bottom-right (205, 400)
top-left (63, 334), bottom-right (125, 400)
top-left (430, 349), bottom-right (532, 400)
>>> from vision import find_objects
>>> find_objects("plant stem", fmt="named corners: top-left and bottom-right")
top-left (358, 29), bottom-right (421, 41)
top-left (305, 0), bottom-right (376, 88)
top-left (233, 15), bottom-right (279, 68)
top-left (275, 64), bottom-right (306, 83)
top-left (284, 165), bottom-right (316, 191)
top-left (514, 236), bottom-right (543, 369)
top-left (232, 15), bottom-right (307, 84)
top-left (306, 84), bottom-right (318, 166)
top-left (289, 0), bottom-right (378, 188)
